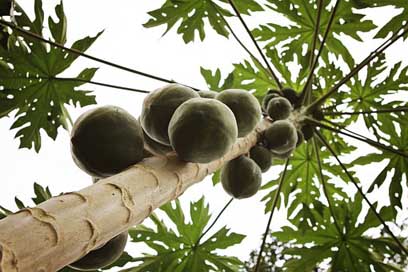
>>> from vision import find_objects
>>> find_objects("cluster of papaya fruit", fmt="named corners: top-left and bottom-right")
top-left (220, 88), bottom-right (311, 200)
top-left (67, 83), bottom-right (314, 270)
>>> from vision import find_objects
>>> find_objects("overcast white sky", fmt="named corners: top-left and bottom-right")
top-left (1, 1), bottom-right (408, 270)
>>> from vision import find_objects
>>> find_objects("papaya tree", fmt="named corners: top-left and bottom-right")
top-left (0, 0), bottom-right (408, 271)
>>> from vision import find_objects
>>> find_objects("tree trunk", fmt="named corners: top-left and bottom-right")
top-left (0, 119), bottom-right (271, 272)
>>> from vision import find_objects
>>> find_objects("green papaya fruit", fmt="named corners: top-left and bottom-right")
top-left (264, 120), bottom-right (298, 154)
top-left (266, 97), bottom-right (293, 120)
top-left (168, 98), bottom-right (238, 163)
top-left (296, 130), bottom-right (304, 146)
top-left (140, 83), bottom-right (199, 145)
top-left (143, 130), bottom-right (173, 157)
top-left (221, 156), bottom-right (262, 199)
top-left (261, 92), bottom-right (281, 111)
top-left (270, 148), bottom-right (294, 160)
top-left (71, 106), bottom-right (144, 177)
top-left (198, 90), bottom-right (218, 99)
top-left (216, 89), bottom-right (261, 137)
top-left (68, 231), bottom-right (128, 271)
top-left (249, 145), bottom-right (273, 172)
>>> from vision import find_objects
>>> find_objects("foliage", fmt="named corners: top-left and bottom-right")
top-left (249, 195), bottom-right (407, 271)
top-left (144, 0), bottom-right (263, 43)
top-left (0, 0), bottom-right (100, 151)
top-left (125, 197), bottom-right (244, 271)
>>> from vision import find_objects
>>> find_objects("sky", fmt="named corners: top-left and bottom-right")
top-left (0, 1), bottom-right (408, 271)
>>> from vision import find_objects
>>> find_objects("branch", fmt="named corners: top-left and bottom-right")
top-left (307, 118), bottom-right (408, 158)
top-left (306, 23), bottom-right (408, 112)
top-left (323, 107), bottom-right (408, 116)
top-left (254, 159), bottom-right (290, 272)
top-left (0, 120), bottom-right (272, 271)
top-left (226, 0), bottom-right (282, 90)
top-left (315, 131), bottom-right (408, 256)
top-left (0, 19), bottom-right (200, 91)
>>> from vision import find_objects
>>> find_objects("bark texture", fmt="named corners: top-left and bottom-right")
top-left (0, 119), bottom-right (271, 272)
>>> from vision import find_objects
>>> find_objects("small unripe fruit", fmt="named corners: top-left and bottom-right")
top-left (216, 89), bottom-right (261, 137)
top-left (249, 145), bottom-right (273, 172)
top-left (68, 232), bottom-right (128, 271)
top-left (262, 91), bottom-right (281, 111)
top-left (221, 156), bottom-right (262, 199)
top-left (264, 120), bottom-right (298, 154)
top-left (140, 83), bottom-right (199, 145)
top-left (282, 87), bottom-right (301, 108)
top-left (266, 97), bottom-right (293, 120)
top-left (198, 90), bottom-right (218, 99)
top-left (169, 98), bottom-right (238, 163)
top-left (301, 125), bottom-right (315, 141)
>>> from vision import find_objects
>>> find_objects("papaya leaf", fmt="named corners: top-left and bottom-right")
top-left (144, 0), bottom-right (263, 43)
top-left (261, 141), bottom-right (351, 220)
top-left (362, 1), bottom-right (408, 39)
top-left (352, 124), bottom-right (408, 216)
top-left (126, 197), bottom-right (245, 272)
top-left (254, 0), bottom-right (376, 68)
top-left (0, 0), bottom-right (101, 152)
top-left (273, 196), bottom-right (404, 271)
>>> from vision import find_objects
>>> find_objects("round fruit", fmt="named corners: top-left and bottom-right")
top-left (143, 130), bottom-right (173, 157)
top-left (270, 149), bottom-right (294, 160)
top-left (264, 120), bottom-right (298, 154)
top-left (262, 92), bottom-right (281, 111)
top-left (249, 145), bottom-right (273, 172)
top-left (282, 87), bottom-right (301, 108)
top-left (68, 232), bottom-right (128, 271)
top-left (168, 98), bottom-right (238, 163)
top-left (296, 130), bottom-right (304, 146)
top-left (266, 97), bottom-right (293, 120)
top-left (140, 83), bottom-right (199, 145)
top-left (221, 156), bottom-right (262, 199)
top-left (71, 106), bottom-right (144, 177)
top-left (216, 89), bottom-right (261, 137)
top-left (198, 90), bottom-right (218, 99)
top-left (301, 125), bottom-right (315, 141)
top-left (312, 108), bottom-right (324, 121)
